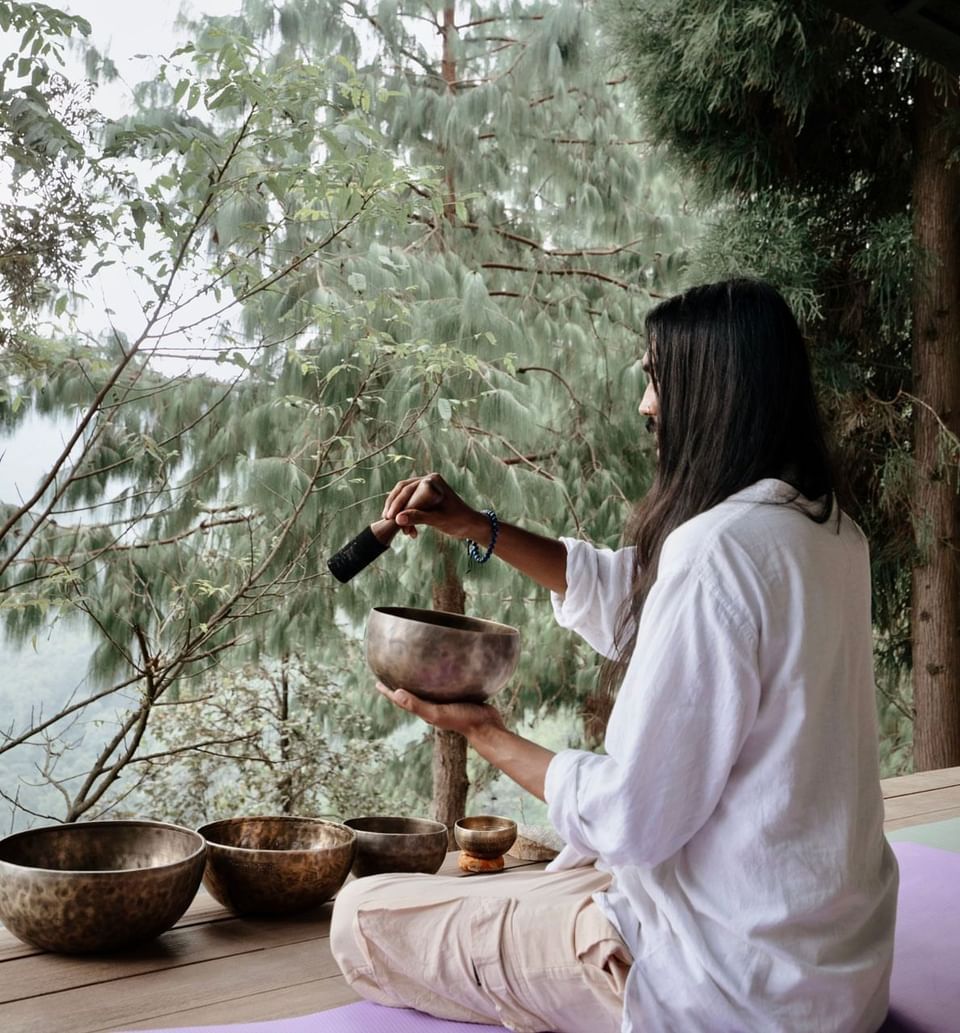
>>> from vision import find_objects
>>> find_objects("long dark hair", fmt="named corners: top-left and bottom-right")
top-left (597, 278), bottom-right (839, 710)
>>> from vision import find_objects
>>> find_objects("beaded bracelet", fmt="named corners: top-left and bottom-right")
top-left (466, 509), bottom-right (499, 566)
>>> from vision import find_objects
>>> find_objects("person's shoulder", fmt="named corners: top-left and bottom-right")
top-left (660, 482), bottom-right (866, 578)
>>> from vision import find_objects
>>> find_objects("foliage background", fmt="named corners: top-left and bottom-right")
top-left (2, 0), bottom-right (938, 834)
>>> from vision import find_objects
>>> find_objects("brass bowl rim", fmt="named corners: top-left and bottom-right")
top-left (344, 815), bottom-right (448, 838)
top-left (198, 814), bottom-right (356, 856)
top-left (0, 819), bottom-right (206, 876)
top-left (454, 814), bottom-right (518, 834)
top-left (369, 606), bottom-right (519, 639)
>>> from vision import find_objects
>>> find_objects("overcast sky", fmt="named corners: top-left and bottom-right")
top-left (64, 0), bottom-right (243, 117)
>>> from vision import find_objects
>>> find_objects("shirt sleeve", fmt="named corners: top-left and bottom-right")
top-left (550, 537), bottom-right (637, 659)
top-left (545, 563), bottom-right (761, 869)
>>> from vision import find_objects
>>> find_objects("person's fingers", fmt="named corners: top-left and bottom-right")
top-left (385, 484), bottom-right (426, 520)
top-left (384, 473), bottom-right (446, 520)
top-left (376, 681), bottom-right (436, 722)
top-left (412, 473), bottom-right (444, 505)
top-left (382, 479), bottom-right (429, 520)
top-left (382, 478), bottom-right (420, 520)
top-left (376, 681), bottom-right (405, 706)
top-left (394, 507), bottom-right (438, 528)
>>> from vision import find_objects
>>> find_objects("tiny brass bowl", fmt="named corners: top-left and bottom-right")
top-left (198, 816), bottom-right (356, 916)
top-left (454, 815), bottom-right (518, 860)
top-left (0, 819), bottom-right (206, 954)
top-left (344, 816), bottom-right (448, 878)
top-left (366, 606), bottom-right (520, 703)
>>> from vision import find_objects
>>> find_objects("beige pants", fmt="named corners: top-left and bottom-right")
top-left (330, 865), bottom-right (632, 1033)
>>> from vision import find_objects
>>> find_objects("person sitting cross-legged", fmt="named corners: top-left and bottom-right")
top-left (330, 278), bottom-right (899, 1033)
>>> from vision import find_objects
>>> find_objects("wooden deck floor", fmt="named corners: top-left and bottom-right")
top-left (3, 767), bottom-right (960, 1033)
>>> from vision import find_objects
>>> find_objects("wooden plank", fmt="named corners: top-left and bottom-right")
top-left (883, 783), bottom-right (960, 824)
top-left (104, 948), bottom-right (359, 1031)
top-left (884, 804), bottom-right (960, 831)
top-left (0, 905), bottom-right (334, 1004)
top-left (0, 935), bottom-right (41, 964)
top-left (880, 766), bottom-right (960, 799)
top-left (0, 939), bottom-right (344, 1033)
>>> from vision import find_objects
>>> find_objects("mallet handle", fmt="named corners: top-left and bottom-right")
top-left (327, 519), bottom-right (400, 584)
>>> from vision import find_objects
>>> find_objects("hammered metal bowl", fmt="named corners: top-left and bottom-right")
top-left (343, 815), bottom-right (448, 877)
top-left (366, 606), bottom-right (520, 703)
top-left (454, 815), bottom-right (518, 860)
top-left (0, 819), bottom-right (206, 954)
top-left (197, 816), bottom-right (356, 916)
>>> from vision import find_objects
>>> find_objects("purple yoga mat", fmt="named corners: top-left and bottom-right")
top-left (115, 1001), bottom-right (505, 1033)
top-left (119, 842), bottom-right (960, 1033)
top-left (881, 841), bottom-right (960, 1033)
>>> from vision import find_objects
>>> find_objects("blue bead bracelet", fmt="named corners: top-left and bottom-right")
top-left (466, 509), bottom-right (499, 566)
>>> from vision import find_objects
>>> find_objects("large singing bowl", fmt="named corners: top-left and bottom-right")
top-left (365, 606), bottom-right (521, 703)
top-left (0, 820), bottom-right (206, 954)
top-left (197, 816), bottom-right (356, 916)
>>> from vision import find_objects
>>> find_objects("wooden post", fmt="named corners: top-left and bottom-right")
top-left (910, 73), bottom-right (960, 770)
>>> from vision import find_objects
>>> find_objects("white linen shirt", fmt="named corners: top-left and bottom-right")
top-left (545, 479), bottom-right (898, 1033)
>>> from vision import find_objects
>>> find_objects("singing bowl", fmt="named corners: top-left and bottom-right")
top-left (0, 820), bottom-right (206, 954)
top-left (197, 816), bottom-right (356, 916)
top-left (365, 606), bottom-right (520, 703)
top-left (343, 816), bottom-right (449, 877)
top-left (454, 815), bottom-right (518, 860)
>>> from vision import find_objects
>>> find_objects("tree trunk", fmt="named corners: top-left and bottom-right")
top-left (277, 657), bottom-right (293, 814)
top-left (441, 4), bottom-right (457, 225)
top-left (431, 541), bottom-right (469, 846)
top-left (429, 5), bottom-right (467, 846)
top-left (910, 74), bottom-right (960, 771)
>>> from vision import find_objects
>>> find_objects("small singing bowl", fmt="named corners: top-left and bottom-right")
top-left (0, 819), bottom-right (206, 954)
top-left (343, 816), bottom-right (448, 878)
top-left (366, 606), bottom-right (520, 704)
top-left (454, 815), bottom-right (518, 860)
top-left (197, 816), bottom-right (356, 916)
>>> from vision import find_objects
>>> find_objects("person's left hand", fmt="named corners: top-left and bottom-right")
top-left (376, 682), bottom-right (506, 739)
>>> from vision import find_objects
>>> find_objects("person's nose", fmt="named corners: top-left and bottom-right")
top-left (639, 381), bottom-right (658, 417)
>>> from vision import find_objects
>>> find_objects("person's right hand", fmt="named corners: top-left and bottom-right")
top-left (382, 473), bottom-right (485, 541)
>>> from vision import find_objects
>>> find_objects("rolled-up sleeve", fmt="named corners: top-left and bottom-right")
top-left (545, 564), bottom-right (760, 869)
top-left (551, 537), bottom-right (637, 659)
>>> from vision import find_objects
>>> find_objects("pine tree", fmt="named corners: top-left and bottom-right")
top-left (600, 0), bottom-right (960, 772)
top-left (175, 0), bottom-right (698, 830)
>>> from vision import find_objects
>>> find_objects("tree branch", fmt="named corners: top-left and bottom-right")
top-left (480, 261), bottom-right (637, 292)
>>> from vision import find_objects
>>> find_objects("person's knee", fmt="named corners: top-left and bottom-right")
top-left (331, 878), bottom-right (365, 965)
top-left (330, 875), bottom-right (394, 971)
